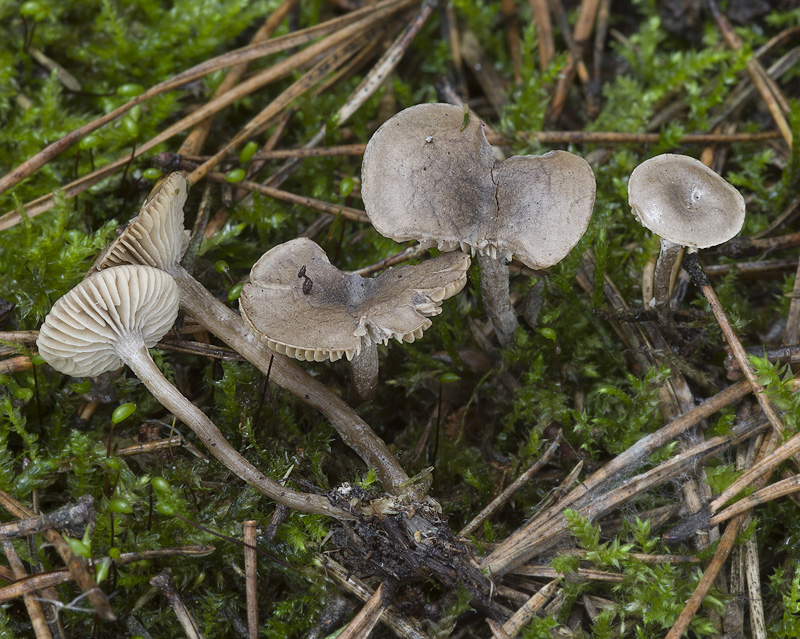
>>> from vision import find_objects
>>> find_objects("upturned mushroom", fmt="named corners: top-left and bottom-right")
top-left (628, 153), bottom-right (745, 336)
top-left (361, 103), bottom-right (596, 345)
top-left (239, 238), bottom-right (470, 405)
top-left (90, 173), bottom-right (412, 497)
top-left (37, 265), bottom-right (347, 519)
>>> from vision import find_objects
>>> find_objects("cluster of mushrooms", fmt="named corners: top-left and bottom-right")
top-left (36, 103), bottom-right (746, 519)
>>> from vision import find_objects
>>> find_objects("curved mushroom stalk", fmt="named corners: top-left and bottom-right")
top-left (90, 173), bottom-right (413, 497)
top-left (239, 237), bottom-right (470, 406)
top-left (651, 238), bottom-right (683, 335)
top-left (37, 265), bottom-right (350, 520)
top-left (348, 339), bottom-right (379, 406)
top-left (361, 103), bottom-right (596, 346)
top-left (477, 252), bottom-right (517, 346)
top-left (629, 154), bottom-right (745, 337)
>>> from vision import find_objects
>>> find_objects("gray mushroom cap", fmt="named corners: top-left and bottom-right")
top-left (90, 172), bottom-right (190, 273)
top-left (37, 265), bottom-right (180, 377)
top-left (239, 238), bottom-right (470, 362)
top-left (628, 154), bottom-right (746, 249)
top-left (361, 103), bottom-right (596, 268)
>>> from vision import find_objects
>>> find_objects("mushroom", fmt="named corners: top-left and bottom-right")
top-left (628, 153), bottom-right (745, 336)
top-left (361, 103), bottom-right (596, 345)
top-left (239, 238), bottom-right (470, 405)
top-left (629, 154), bottom-right (789, 445)
top-left (90, 173), bottom-right (413, 497)
top-left (37, 265), bottom-right (347, 518)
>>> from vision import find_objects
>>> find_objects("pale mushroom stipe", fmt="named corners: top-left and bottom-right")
top-left (628, 153), bottom-right (746, 336)
top-left (361, 103), bottom-right (596, 345)
top-left (89, 173), bottom-right (413, 497)
top-left (239, 237), bottom-right (470, 405)
top-left (37, 265), bottom-right (348, 518)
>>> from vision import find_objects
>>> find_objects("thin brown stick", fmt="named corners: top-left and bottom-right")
top-left (710, 428), bottom-right (800, 515)
top-left (178, 0), bottom-right (300, 157)
top-left (534, 462), bottom-right (584, 515)
top-left (783, 257), bottom-right (800, 345)
top-left (349, 244), bottom-right (429, 276)
top-left (556, 548), bottom-right (699, 564)
top-left (0, 331), bottom-right (39, 345)
top-left (0, 546), bottom-right (215, 602)
top-left (193, 128), bottom-right (783, 162)
top-left (459, 436), bottom-right (562, 537)
top-left (338, 581), bottom-right (395, 639)
top-left (705, 258), bottom-right (797, 279)
top-left (707, 0), bottom-right (792, 148)
top-left (3, 542), bottom-right (52, 639)
top-left (546, 0), bottom-right (600, 122)
top-left (511, 565), bottom-right (624, 582)
top-left (0, 496), bottom-right (93, 542)
top-left (318, 554), bottom-right (430, 639)
top-left (666, 429), bottom-right (776, 639)
top-left (547, 0), bottom-right (590, 84)
top-left (116, 436), bottom-right (184, 457)
top-left (501, 580), bottom-right (559, 639)
top-left (461, 31), bottom-right (509, 116)
top-left (243, 521), bottom-right (258, 639)
top-left (0, 356), bottom-right (33, 375)
top-left (665, 515), bottom-right (745, 639)
top-left (503, 0), bottom-right (523, 84)
top-left (527, 0), bottom-right (554, 71)
top-left (0, 489), bottom-right (116, 621)
top-left (150, 568), bottom-right (206, 639)
top-left (745, 528), bottom-right (767, 639)
top-left (587, 0), bottom-right (611, 116)
top-left (205, 172), bottom-right (369, 223)
top-left (683, 255), bottom-right (787, 439)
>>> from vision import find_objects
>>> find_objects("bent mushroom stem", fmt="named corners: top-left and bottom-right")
top-left (477, 252), bottom-right (518, 346)
top-left (117, 338), bottom-right (348, 519)
top-left (652, 238), bottom-right (682, 338)
top-left (168, 266), bottom-right (412, 497)
top-left (349, 341), bottom-right (379, 406)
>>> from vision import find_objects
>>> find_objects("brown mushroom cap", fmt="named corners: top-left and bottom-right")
top-left (628, 154), bottom-right (745, 249)
top-left (361, 103), bottom-right (596, 268)
top-left (239, 238), bottom-right (470, 362)
top-left (37, 265), bottom-right (180, 377)
top-left (91, 172), bottom-right (190, 273)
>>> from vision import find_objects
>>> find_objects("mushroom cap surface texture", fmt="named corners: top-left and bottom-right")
top-left (37, 265), bottom-right (180, 377)
top-left (361, 103), bottom-right (596, 268)
top-left (628, 153), bottom-right (746, 249)
top-left (91, 172), bottom-right (190, 273)
top-left (239, 238), bottom-right (470, 362)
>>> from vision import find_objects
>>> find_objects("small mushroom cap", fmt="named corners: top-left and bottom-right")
top-left (361, 103), bottom-right (596, 268)
top-left (628, 154), bottom-right (745, 249)
top-left (90, 172), bottom-right (190, 273)
top-left (239, 238), bottom-right (470, 362)
top-left (37, 265), bottom-right (180, 377)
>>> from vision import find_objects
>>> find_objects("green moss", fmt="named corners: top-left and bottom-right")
top-left (1, 1), bottom-right (799, 636)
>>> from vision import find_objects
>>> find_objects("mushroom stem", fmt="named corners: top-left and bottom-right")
top-left (117, 337), bottom-right (350, 519)
top-left (348, 341), bottom-right (379, 406)
top-left (652, 238), bottom-right (682, 336)
top-left (168, 265), bottom-right (413, 497)
top-left (477, 252), bottom-right (518, 346)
